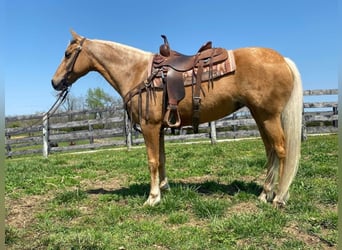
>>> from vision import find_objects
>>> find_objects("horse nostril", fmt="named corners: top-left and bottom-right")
top-left (51, 79), bottom-right (60, 90)
top-left (51, 79), bottom-right (56, 89)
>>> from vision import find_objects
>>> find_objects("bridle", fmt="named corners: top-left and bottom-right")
top-left (46, 37), bottom-right (86, 120)
top-left (8, 38), bottom-right (87, 137)
top-left (59, 37), bottom-right (86, 90)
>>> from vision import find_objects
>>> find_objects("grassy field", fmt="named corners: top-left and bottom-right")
top-left (5, 135), bottom-right (337, 249)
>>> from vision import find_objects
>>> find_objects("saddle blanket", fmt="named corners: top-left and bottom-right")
top-left (183, 50), bottom-right (236, 85)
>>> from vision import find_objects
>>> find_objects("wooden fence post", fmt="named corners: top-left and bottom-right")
top-left (124, 112), bottom-right (132, 150)
top-left (89, 123), bottom-right (94, 144)
top-left (232, 113), bottom-right (237, 137)
top-left (5, 134), bottom-right (12, 158)
top-left (42, 114), bottom-right (50, 157)
top-left (333, 106), bottom-right (338, 127)
top-left (209, 121), bottom-right (217, 144)
top-left (301, 107), bottom-right (307, 141)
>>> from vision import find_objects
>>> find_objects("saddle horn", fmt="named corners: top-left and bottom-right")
top-left (159, 35), bottom-right (171, 57)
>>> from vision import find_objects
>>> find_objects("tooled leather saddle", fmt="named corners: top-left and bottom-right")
top-left (124, 35), bottom-right (236, 133)
top-left (154, 35), bottom-right (235, 132)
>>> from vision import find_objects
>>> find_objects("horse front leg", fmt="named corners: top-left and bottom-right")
top-left (142, 123), bottom-right (167, 206)
top-left (158, 129), bottom-right (170, 192)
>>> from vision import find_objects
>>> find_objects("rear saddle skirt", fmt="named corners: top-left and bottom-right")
top-left (124, 35), bottom-right (236, 132)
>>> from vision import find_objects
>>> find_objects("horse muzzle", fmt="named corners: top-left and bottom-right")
top-left (51, 78), bottom-right (70, 91)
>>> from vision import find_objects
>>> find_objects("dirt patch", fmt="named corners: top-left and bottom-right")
top-left (81, 176), bottom-right (126, 192)
top-left (5, 195), bottom-right (51, 229)
top-left (5, 177), bottom-right (126, 230)
top-left (227, 201), bottom-right (260, 215)
top-left (240, 173), bottom-right (265, 184)
top-left (174, 175), bottom-right (218, 184)
top-left (284, 223), bottom-right (336, 249)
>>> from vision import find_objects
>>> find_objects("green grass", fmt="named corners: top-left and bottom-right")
top-left (5, 135), bottom-right (338, 249)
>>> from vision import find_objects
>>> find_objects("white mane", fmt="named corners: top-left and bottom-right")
top-left (93, 39), bottom-right (153, 56)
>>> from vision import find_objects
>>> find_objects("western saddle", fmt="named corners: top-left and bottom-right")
top-left (124, 35), bottom-right (235, 133)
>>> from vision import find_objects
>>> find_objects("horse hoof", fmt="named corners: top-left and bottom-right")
top-left (160, 178), bottom-right (170, 191)
top-left (258, 193), bottom-right (268, 203)
top-left (144, 194), bottom-right (161, 206)
top-left (272, 196), bottom-right (286, 208)
top-left (258, 190), bottom-right (275, 203)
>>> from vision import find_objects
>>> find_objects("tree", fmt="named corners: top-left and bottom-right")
top-left (57, 93), bottom-right (85, 122)
top-left (61, 94), bottom-right (85, 112)
top-left (85, 87), bottom-right (119, 120)
top-left (85, 87), bottom-right (115, 109)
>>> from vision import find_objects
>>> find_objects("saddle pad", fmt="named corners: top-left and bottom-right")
top-left (183, 50), bottom-right (236, 83)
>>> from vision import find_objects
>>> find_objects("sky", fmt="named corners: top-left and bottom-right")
top-left (3, 0), bottom-right (338, 116)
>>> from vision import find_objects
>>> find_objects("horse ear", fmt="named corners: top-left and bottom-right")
top-left (70, 29), bottom-right (81, 41)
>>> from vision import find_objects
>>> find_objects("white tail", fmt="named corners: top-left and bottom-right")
top-left (278, 57), bottom-right (303, 199)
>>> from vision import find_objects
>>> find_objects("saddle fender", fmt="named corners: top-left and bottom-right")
top-left (163, 68), bottom-right (185, 127)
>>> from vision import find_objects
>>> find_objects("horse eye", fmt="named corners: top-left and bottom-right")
top-left (65, 51), bottom-right (71, 58)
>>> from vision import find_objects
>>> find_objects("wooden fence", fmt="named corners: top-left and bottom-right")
top-left (5, 89), bottom-right (338, 157)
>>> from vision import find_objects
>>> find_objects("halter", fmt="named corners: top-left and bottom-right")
top-left (60, 37), bottom-right (86, 90)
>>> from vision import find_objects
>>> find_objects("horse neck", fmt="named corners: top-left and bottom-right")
top-left (86, 39), bottom-right (153, 98)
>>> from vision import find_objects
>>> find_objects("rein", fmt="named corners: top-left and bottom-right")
top-left (44, 88), bottom-right (70, 121)
top-left (6, 88), bottom-right (70, 137)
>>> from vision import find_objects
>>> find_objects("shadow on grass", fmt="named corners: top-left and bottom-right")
top-left (86, 180), bottom-right (262, 198)
top-left (86, 183), bottom-right (150, 197)
top-left (188, 180), bottom-right (262, 197)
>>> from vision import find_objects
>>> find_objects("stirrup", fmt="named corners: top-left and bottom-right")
top-left (163, 105), bottom-right (181, 128)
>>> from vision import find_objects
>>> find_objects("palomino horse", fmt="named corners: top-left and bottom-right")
top-left (52, 30), bottom-right (302, 207)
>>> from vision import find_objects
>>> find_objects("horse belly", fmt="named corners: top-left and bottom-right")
top-left (177, 77), bottom-right (241, 126)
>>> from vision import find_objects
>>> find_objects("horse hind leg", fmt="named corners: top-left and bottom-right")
top-left (254, 113), bottom-right (290, 207)
top-left (254, 114), bottom-right (278, 203)
top-left (259, 150), bottom-right (278, 203)
top-left (256, 104), bottom-right (301, 208)
top-left (263, 116), bottom-right (298, 207)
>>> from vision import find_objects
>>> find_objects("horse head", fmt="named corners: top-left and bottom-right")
top-left (51, 30), bottom-right (90, 91)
